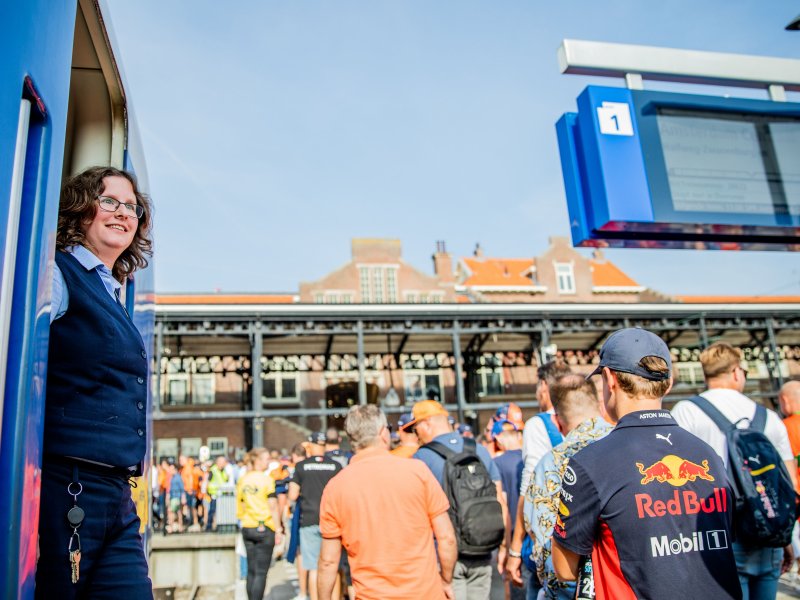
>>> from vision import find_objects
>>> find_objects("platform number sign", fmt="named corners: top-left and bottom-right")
top-left (596, 101), bottom-right (634, 136)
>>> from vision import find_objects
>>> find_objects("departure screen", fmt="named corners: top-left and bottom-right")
top-left (656, 108), bottom-right (800, 218)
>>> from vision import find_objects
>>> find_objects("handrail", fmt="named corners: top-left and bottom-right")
top-left (0, 98), bottom-right (31, 450)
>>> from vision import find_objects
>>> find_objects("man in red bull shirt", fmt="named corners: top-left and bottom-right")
top-left (551, 328), bottom-right (741, 600)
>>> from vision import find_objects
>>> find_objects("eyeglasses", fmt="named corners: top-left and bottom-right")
top-left (97, 196), bottom-right (144, 219)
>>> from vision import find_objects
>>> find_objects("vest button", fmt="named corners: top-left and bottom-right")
top-left (137, 377), bottom-right (144, 384)
top-left (137, 428), bottom-right (144, 436)
top-left (141, 350), bottom-right (147, 359)
top-left (137, 401), bottom-right (144, 410)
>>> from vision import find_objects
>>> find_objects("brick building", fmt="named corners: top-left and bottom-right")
top-left (151, 237), bottom-right (799, 461)
top-left (299, 238), bottom-right (457, 304)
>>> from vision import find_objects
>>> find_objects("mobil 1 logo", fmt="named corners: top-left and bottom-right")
top-left (650, 529), bottom-right (728, 558)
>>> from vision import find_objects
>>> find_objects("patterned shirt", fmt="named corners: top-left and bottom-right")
top-left (524, 417), bottom-right (612, 599)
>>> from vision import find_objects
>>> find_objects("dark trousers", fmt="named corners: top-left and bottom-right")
top-left (206, 497), bottom-right (217, 531)
top-left (35, 460), bottom-right (153, 599)
top-left (242, 527), bottom-right (276, 600)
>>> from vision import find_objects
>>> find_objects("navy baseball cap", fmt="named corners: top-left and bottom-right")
top-left (308, 431), bottom-right (326, 445)
top-left (397, 412), bottom-right (414, 431)
top-left (586, 328), bottom-right (672, 381)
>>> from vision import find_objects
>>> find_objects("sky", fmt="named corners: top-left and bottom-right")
top-left (104, 1), bottom-right (800, 297)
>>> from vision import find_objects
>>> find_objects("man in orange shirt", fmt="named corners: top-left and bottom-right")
top-left (780, 380), bottom-right (800, 485)
top-left (389, 412), bottom-right (419, 458)
top-left (318, 405), bottom-right (457, 600)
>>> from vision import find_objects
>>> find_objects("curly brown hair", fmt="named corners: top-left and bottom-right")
top-left (57, 166), bottom-right (153, 281)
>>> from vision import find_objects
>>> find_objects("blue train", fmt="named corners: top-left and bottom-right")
top-left (0, 1), bottom-right (154, 597)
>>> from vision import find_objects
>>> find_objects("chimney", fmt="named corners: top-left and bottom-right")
top-left (433, 240), bottom-right (454, 283)
top-left (473, 243), bottom-right (483, 258)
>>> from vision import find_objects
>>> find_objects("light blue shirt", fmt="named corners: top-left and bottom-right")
top-left (51, 245), bottom-right (122, 323)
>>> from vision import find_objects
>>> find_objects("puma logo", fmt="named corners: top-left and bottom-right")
top-left (656, 433), bottom-right (672, 446)
top-left (748, 455), bottom-right (761, 465)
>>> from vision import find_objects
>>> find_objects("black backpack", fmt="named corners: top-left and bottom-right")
top-left (688, 395), bottom-right (799, 547)
top-left (425, 437), bottom-right (505, 556)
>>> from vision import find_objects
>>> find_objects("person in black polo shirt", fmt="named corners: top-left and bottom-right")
top-left (289, 433), bottom-right (343, 600)
top-left (551, 327), bottom-right (741, 600)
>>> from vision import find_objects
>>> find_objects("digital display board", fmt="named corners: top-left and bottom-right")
top-left (656, 109), bottom-right (800, 218)
top-left (556, 85), bottom-right (800, 250)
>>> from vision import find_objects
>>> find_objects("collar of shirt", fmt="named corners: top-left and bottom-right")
top-left (67, 244), bottom-right (122, 297)
top-left (432, 431), bottom-right (461, 446)
top-left (613, 409), bottom-right (677, 430)
top-left (350, 446), bottom-right (390, 464)
top-left (561, 416), bottom-right (613, 448)
top-left (701, 388), bottom-right (750, 404)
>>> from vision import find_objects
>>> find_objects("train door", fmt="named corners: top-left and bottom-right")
top-left (0, 1), bottom-right (141, 596)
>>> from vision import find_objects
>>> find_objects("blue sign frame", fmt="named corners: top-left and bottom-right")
top-left (557, 85), bottom-right (800, 250)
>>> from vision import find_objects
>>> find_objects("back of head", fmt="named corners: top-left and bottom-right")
top-left (245, 447), bottom-right (267, 469)
top-left (779, 380), bottom-right (800, 415)
top-left (537, 357), bottom-right (572, 388)
top-left (700, 343), bottom-right (741, 382)
top-left (325, 427), bottom-right (341, 446)
top-left (551, 374), bottom-right (601, 428)
top-left (291, 443), bottom-right (307, 461)
top-left (345, 404), bottom-right (387, 451)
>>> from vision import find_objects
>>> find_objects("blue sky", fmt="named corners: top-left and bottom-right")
top-left (105, 1), bottom-right (800, 296)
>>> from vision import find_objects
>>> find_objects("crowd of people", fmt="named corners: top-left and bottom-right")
top-left (151, 330), bottom-right (800, 600)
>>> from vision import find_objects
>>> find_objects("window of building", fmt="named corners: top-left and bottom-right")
top-left (405, 292), bottom-right (418, 303)
top-left (403, 355), bottom-right (443, 403)
top-left (372, 267), bottom-right (384, 303)
top-left (359, 266), bottom-right (371, 302)
top-left (555, 263), bottom-right (576, 294)
top-left (181, 437), bottom-right (202, 458)
top-left (387, 267), bottom-right (398, 302)
top-left (167, 377), bottom-right (188, 405)
top-left (262, 373), bottom-right (300, 405)
top-left (191, 375), bottom-right (215, 404)
top-left (155, 438), bottom-right (178, 461)
top-left (314, 293), bottom-right (323, 303)
top-left (207, 437), bottom-right (228, 458)
top-left (477, 354), bottom-right (504, 397)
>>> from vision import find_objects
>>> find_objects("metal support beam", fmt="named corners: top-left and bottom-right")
top-left (765, 317), bottom-right (785, 392)
top-left (452, 321), bottom-right (466, 423)
top-left (558, 39), bottom-right (800, 93)
top-left (699, 316), bottom-right (709, 349)
top-left (153, 320), bottom-right (164, 415)
top-left (250, 329), bottom-right (264, 447)
top-left (357, 320), bottom-right (366, 405)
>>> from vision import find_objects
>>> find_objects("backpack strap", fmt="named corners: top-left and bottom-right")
top-left (686, 395), bottom-right (736, 433)
top-left (537, 413), bottom-right (564, 447)
top-left (462, 436), bottom-right (477, 455)
top-left (750, 404), bottom-right (767, 432)
top-left (424, 441), bottom-right (456, 459)
top-left (687, 395), bottom-right (767, 432)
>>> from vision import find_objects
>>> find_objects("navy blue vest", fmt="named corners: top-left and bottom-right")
top-left (45, 251), bottom-right (148, 470)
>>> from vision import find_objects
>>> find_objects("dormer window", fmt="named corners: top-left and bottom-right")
top-left (555, 263), bottom-right (576, 294)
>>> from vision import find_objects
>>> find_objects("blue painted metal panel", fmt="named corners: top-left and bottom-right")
top-left (557, 85), bottom-right (800, 249)
top-left (576, 86), bottom-right (653, 227)
top-left (0, 2), bottom-right (77, 597)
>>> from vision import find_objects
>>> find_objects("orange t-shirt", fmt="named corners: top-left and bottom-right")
top-left (390, 444), bottom-right (418, 459)
top-left (783, 414), bottom-right (800, 480)
top-left (319, 447), bottom-right (449, 600)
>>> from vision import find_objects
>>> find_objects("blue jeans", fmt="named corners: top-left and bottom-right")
top-left (522, 563), bottom-right (540, 600)
top-left (733, 542), bottom-right (781, 600)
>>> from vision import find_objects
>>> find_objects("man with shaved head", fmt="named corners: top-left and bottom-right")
top-left (779, 380), bottom-right (800, 482)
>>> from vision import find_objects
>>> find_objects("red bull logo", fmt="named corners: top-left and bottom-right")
top-left (636, 487), bottom-right (728, 519)
top-left (635, 455), bottom-right (715, 486)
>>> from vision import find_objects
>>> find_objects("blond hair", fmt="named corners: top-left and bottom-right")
top-left (244, 447), bottom-right (268, 468)
top-left (613, 356), bottom-right (671, 399)
top-left (700, 343), bottom-right (742, 380)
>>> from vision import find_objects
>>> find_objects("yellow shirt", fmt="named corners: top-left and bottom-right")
top-left (236, 470), bottom-right (276, 529)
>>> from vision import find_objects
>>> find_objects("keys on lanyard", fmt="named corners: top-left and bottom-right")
top-left (67, 481), bottom-right (84, 584)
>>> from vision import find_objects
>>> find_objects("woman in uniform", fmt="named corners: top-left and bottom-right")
top-left (36, 166), bottom-right (153, 598)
